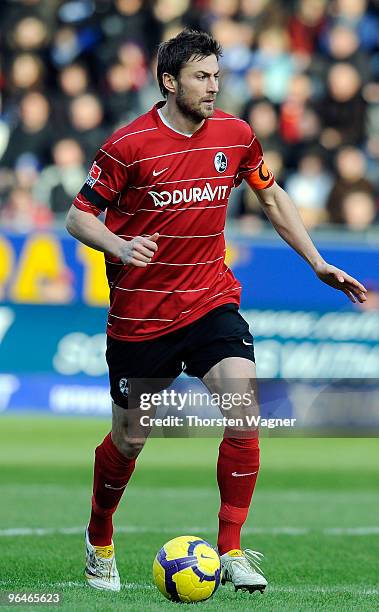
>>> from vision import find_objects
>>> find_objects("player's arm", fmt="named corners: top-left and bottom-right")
top-left (66, 204), bottom-right (124, 259)
top-left (245, 167), bottom-right (367, 303)
top-left (66, 205), bottom-right (159, 268)
top-left (66, 140), bottom-right (159, 267)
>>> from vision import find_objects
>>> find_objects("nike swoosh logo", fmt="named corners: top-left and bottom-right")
top-left (242, 339), bottom-right (253, 346)
top-left (200, 554), bottom-right (214, 559)
top-left (232, 471), bottom-right (258, 477)
top-left (153, 167), bottom-right (168, 177)
top-left (104, 483), bottom-right (127, 490)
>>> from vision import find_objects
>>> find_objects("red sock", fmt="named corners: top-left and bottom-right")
top-left (88, 432), bottom-right (136, 546)
top-left (217, 435), bottom-right (260, 555)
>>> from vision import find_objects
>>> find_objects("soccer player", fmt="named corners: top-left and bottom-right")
top-left (66, 29), bottom-right (367, 594)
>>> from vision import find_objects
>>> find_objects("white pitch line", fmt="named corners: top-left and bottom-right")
top-left (324, 527), bottom-right (379, 535)
top-left (0, 580), bottom-right (154, 590)
top-left (0, 580), bottom-right (377, 596)
top-left (54, 581), bottom-right (155, 590)
top-left (0, 526), bottom-right (379, 537)
top-left (268, 585), bottom-right (379, 596)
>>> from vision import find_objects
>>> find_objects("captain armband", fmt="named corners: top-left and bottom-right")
top-left (245, 161), bottom-right (275, 190)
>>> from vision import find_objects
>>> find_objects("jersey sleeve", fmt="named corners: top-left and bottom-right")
top-left (73, 140), bottom-right (128, 215)
top-left (234, 129), bottom-right (275, 190)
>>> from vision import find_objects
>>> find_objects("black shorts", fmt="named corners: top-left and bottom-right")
top-left (106, 303), bottom-right (255, 408)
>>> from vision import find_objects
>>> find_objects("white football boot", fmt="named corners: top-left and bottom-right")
top-left (84, 528), bottom-right (120, 591)
top-left (220, 549), bottom-right (267, 593)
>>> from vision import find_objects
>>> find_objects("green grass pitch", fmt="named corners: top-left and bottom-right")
top-left (0, 414), bottom-right (378, 611)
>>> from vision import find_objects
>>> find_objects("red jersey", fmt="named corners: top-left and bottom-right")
top-left (73, 102), bottom-right (273, 341)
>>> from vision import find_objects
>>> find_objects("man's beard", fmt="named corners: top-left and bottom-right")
top-left (176, 84), bottom-right (213, 123)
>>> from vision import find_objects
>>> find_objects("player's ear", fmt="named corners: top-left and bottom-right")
top-left (162, 72), bottom-right (177, 95)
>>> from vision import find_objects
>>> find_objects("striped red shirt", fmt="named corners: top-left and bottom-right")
top-left (73, 103), bottom-right (272, 341)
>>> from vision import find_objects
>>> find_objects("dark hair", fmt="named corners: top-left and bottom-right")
top-left (157, 29), bottom-right (222, 97)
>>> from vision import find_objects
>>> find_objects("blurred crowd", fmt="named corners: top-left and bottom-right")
top-left (1, 0), bottom-right (379, 232)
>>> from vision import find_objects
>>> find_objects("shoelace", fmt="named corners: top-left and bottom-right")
top-left (223, 549), bottom-right (265, 578)
top-left (243, 549), bottom-right (265, 576)
top-left (91, 551), bottom-right (114, 577)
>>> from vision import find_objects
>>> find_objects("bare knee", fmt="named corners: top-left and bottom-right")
top-left (111, 430), bottom-right (147, 459)
top-left (111, 401), bottom-right (150, 458)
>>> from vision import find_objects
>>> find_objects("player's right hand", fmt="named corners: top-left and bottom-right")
top-left (119, 232), bottom-right (159, 267)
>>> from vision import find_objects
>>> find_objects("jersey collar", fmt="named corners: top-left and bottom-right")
top-left (152, 101), bottom-right (208, 140)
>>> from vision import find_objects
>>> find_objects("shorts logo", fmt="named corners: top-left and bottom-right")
top-left (86, 162), bottom-right (102, 187)
top-left (214, 152), bottom-right (227, 173)
top-left (119, 377), bottom-right (129, 397)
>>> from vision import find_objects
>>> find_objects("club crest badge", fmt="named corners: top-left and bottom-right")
top-left (214, 151), bottom-right (228, 173)
top-left (86, 162), bottom-right (102, 187)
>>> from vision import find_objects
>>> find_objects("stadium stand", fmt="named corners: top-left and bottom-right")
top-left (0, 0), bottom-right (378, 229)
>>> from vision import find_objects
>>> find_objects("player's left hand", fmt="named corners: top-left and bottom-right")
top-left (314, 262), bottom-right (367, 303)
